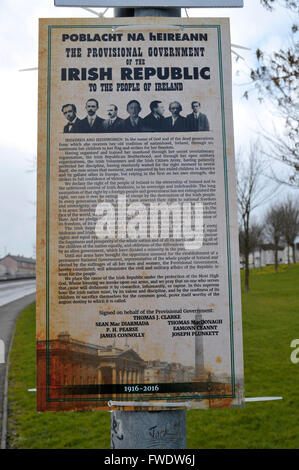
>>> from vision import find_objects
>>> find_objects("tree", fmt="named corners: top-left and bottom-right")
top-left (264, 204), bottom-right (284, 272)
top-left (249, 1), bottom-right (299, 186)
top-left (248, 222), bottom-right (264, 267)
top-left (280, 197), bottom-right (299, 263)
top-left (250, 30), bottom-right (298, 186)
top-left (260, 0), bottom-right (298, 11)
top-left (237, 142), bottom-right (276, 292)
top-left (239, 222), bottom-right (264, 268)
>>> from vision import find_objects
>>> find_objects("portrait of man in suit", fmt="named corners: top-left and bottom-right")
top-left (62, 104), bottom-right (81, 133)
top-left (102, 104), bottom-right (124, 133)
top-left (77, 98), bottom-right (104, 133)
top-left (121, 100), bottom-right (146, 132)
top-left (186, 101), bottom-right (210, 131)
top-left (163, 101), bottom-right (187, 132)
top-left (143, 100), bottom-right (165, 132)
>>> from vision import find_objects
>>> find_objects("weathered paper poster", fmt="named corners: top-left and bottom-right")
top-left (36, 17), bottom-right (244, 411)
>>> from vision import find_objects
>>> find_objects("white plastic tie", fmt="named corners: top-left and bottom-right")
top-left (231, 43), bottom-right (251, 51)
top-left (108, 400), bottom-right (191, 408)
top-left (81, 7), bottom-right (109, 17)
top-left (112, 24), bottom-right (184, 33)
top-left (19, 67), bottom-right (38, 72)
top-left (27, 391), bottom-right (283, 404)
top-left (245, 396), bottom-right (283, 402)
top-left (108, 396), bottom-right (283, 407)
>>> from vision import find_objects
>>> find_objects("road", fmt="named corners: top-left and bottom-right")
top-left (0, 280), bottom-right (36, 447)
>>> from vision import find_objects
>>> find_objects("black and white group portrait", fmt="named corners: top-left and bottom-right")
top-left (62, 98), bottom-right (210, 134)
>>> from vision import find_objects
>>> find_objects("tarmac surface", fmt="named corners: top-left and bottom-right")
top-left (0, 279), bottom-right (36, 307)
top-left (0, 281), bottom-right (36, 447)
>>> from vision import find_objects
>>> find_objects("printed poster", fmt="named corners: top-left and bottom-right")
top-left (36, 17), bottom-right (244, 411)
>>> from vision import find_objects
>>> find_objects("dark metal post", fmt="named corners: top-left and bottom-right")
top-left (111, 409), bottom-right (186, 449)
top-left (114, 7), bottom-right (181, 17)
top-left (111, 6), bottom-right (186, 450)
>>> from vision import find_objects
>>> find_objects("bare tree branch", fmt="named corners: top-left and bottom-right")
top-left (236, 142), bottom-right (279, 291)
top-left (260, 0), bottom-right (299, 12)
top-left (248, 3), bottom-right (298, 186)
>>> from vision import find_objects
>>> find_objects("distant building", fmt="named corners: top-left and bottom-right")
top-left (249, 244), bottom-right (286, 267)
top-left (243, 240), bottom-right (299, 269)
top-left (144, 360), bottom-right (170, 383)
top-left (37, 332), bottom-right (146, 410)
top-left (144, 359), bottom-right (194, 383)
top-left (0, 254), bottom-right (36, 278)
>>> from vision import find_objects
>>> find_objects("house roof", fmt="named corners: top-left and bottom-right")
top-left (0, 254), bottom-right (36, 264)
top-left (260, 244), bottom-right (284, 251)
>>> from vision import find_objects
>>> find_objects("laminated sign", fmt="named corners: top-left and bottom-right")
top-left (37, 17), bottom-right (244, 411)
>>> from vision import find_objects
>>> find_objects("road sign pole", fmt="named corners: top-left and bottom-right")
top-left (111, 408), bottom-right (186, 449)
top-left (111, 6), bottom-right (186, 450)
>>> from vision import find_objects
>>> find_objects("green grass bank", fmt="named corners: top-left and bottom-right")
top-left (7, 264), bottom-right (299, 448)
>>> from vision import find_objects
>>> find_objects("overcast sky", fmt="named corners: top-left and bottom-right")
top-left (0, 0), bottom-right (297, 258)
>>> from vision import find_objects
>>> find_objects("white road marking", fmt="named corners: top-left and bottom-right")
top-left (0, 340), bottom-right (4, 364)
